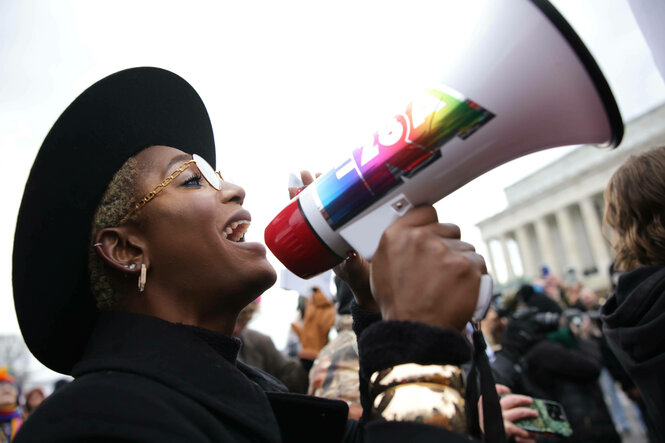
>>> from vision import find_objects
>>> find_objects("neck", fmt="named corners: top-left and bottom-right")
top-left (118, 285), bottom-right (245, 336)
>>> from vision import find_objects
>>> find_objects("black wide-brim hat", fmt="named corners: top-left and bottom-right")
top-left (13, 67), bottom-right (216, 374)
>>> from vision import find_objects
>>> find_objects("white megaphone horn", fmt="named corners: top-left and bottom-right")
top-left (265, 0), bottom-right (622, 319)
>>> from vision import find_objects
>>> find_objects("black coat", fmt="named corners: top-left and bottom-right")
top-left (16, 311), bottom-right (473, 442)
top-left (602, 265), bottom-right (665, 442)
top-left (524, 339), bottom-right (619, 443)
top-left (238, 328), bottom-right (308, 394)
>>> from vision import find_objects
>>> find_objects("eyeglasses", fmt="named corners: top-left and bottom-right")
top-left (116, 154), bottom-right (223, 226)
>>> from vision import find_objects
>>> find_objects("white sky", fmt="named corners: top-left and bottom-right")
top-left (1, 1), bottom-right (665, 376)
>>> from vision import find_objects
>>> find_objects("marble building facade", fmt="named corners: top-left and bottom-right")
top-left (477, 104), bottom-right (665, 292)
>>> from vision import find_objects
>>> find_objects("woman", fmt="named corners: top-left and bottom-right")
top-left (13, 67), bottom-right (487, 442)
top-left (601, 145), bottom-right (665, 442)
top-left (22, 388), bottom-right (45, 420)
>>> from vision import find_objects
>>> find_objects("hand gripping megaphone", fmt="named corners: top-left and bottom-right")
top-left (265, 0), bottom-right (623, 320)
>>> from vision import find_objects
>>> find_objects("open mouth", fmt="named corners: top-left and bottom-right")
top-left (222, 220), bottom-right (250, 242)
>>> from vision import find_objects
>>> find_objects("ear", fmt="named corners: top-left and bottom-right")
top-left (92, 227), bottom-right (149, 274)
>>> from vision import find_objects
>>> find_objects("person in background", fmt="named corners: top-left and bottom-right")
top-left (480, 305), bottom-right (506, 351)
top-left (578, 287), bottom-right (600, 312)
top-left (601, 145), bottom-right (665, 442)
top-left (533, 267), bottom-right (567, 309)
top-left (562, 281), bottom-right (584, 310)
top-left (234, 300), bottom-right (309, 393)
top-left (308, 278), bottom-right (362, 419)
top-left (0, 367), bottom-right (22, 442)
top-left (601, 264), bottom-right (653, 438)
top-left (491, 284), bottom-right (620, 442)
top-left (21, 388), bottom-right (45, 420)
top-left (290, 286), bottom-right (335, 371)
top-left (516, 284), bottom-right (562, 316)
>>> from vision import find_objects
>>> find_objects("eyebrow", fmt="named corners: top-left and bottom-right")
top-left (164, 153), bottom-right (193, 175)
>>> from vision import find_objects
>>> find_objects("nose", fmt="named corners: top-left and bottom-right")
top-left (220, 181), bottom-right (245, 205)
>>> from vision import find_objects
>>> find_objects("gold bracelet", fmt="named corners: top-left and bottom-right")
top-left (369, 364), bottom-right (467, 434)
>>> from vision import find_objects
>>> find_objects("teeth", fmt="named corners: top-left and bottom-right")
top-left (223, 220), bottom-right (251, 242)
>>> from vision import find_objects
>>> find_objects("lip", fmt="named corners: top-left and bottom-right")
top-left (231, 240), bottom-right (267, 254)
top-left (225, 208), bottom-right (252, 228)
top-left (221, 208), bottom-right (266, 252)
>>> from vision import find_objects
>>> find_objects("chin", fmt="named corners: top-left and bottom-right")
top-left (243, 261), bottom-right (278, 296)
top-left (259, 263), bottom-right (278, 289)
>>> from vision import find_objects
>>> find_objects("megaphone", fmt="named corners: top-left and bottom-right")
top-left (265, 0), bottom-right (622, 288)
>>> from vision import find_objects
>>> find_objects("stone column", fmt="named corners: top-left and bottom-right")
top-left (515, 224), bottom-right (537, 280)
top-left (500, 234), bottom-right (516, 281)
top-left (555, 206), bottom-right (584, 276)
top-left (579, 197), bottom-right (612, 275)
top-left (484, 239), bottom-right (499, 281)
top-left (534, 217), bottom-right (559, 276)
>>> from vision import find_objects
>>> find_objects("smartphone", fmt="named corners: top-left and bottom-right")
top-left (514, 397), bottom-right (573, 437)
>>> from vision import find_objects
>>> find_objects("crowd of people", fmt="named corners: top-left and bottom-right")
top-left (484, 272), bottom-right (654, 442)
top-left (0, 367), bottom-right (69, 442)
top-left (5, 67), bottom-right (665, 442)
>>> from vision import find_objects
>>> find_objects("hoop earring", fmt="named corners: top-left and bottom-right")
top-left (138, 264), bottom-right (147, 292)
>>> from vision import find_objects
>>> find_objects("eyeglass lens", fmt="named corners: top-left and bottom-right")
top-left (192, 154), bottom-right (223, 190)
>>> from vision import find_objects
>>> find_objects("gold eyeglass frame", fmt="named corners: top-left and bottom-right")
top-left (116, 154), bottom-right (223, 227)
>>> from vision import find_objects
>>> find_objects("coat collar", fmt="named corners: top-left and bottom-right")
top-left (72, 311), bottom-right (281, 442)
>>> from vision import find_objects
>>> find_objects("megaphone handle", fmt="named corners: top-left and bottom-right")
top-left (472, 274), bottom-right (493, 322)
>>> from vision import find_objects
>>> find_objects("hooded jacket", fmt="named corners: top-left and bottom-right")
top-left (601, 265), bottom-right (665, 442)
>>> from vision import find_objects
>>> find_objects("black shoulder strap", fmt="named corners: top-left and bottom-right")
top-left (471, 324), bottom-right (506, 443)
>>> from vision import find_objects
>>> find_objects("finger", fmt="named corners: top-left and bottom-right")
top-left (440, 239), bottom-right (476, 253)
top-left (300, 170), bottom-right (315, 186)
top-left (401, 226), bottom-right (468, 249)
top-left (390, 205), bottom-right (439, 228)
top-left (288, 186), bottom-right (301, 199)
top-left (462, 251), bottom-right (488, 275)
top-left (343, 252), bottom-right (370, 277)
top-left (420, 223), bottom-right (463, 240)
top-left (505, 423), bottom-right (533, 440)
top-left (315, 172), bottom-right (322, 178)
top-left (515, 437), bottom-right (537, 443)
top-left (503, 407), bottom-right (540, 423)
top-left (495, 384), bottom-right (512, 396)
top-left (500, 394), bottom-right (534, 410)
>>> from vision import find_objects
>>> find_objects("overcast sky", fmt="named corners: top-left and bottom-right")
top-left (2, 1), bottom-right (665, 376)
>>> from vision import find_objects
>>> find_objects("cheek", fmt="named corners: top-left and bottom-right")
top-left (149, 196), bottom-right (223, 240)
top-left (144, 223), bottom-right (225, 275)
